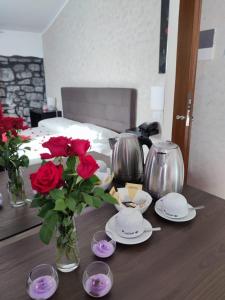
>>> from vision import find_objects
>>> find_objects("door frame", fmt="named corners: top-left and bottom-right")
top-left (171, 0), bottom-right (202, 179)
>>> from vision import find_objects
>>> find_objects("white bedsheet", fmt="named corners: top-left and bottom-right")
top-left (19, 122), bottom-right (118, 165)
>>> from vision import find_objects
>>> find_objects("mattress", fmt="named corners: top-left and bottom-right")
top-left (19, 117), bottom-right (119, 165)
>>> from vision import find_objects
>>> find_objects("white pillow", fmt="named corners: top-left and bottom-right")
top-left (84, 123), bottom-right (119, 139)
top-left (64, 124), bottom-right (98, 140)
top-left (38, 117), bottom-right (81, 133)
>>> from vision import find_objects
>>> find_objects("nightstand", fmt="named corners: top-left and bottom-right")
top-left (30, 108), bottom-right (62, 127)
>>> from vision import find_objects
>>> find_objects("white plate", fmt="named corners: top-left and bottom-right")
top-left (154, 200), bottom-right (196, 222)
top-left (105, 214), bottom-right (152, 245)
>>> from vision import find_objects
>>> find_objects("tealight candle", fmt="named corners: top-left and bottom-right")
top-left (26, 264), bottom-right (59, 300)
top-left (28, 275), bottom-right (57, 299)
top-left (83, 261), bottom-right (113, 298)
top-left (85, 273), bottom-right (112, 297)
top-left (91, 231), bottom-right (116, 258)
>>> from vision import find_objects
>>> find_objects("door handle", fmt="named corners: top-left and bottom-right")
top-left (176, 115), bottom-right (186, 120)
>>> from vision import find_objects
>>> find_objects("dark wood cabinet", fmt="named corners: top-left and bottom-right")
top-left (30, 108), bottom-right (62, 127)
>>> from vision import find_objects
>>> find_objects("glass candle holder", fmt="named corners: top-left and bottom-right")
top-left (91, 231), bottom-right (116, 258)
top-left (83, 261), bottom-right (113, 298)
top-left (26, 264), bottom-right (59, 300)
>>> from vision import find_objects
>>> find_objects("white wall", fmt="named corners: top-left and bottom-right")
top-left (188, 0), bottom-right (225, 199)
top-left (0, 30), bottom-right (43, 57)
top-left (43, 0), bottom-right (166, 126)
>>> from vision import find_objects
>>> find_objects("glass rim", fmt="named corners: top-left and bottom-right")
top-left (84, 261), bottom-right (111, 276)
top-left (28, 264), bottom-right (56, 279)
top-left (92, 230), bottom-right (116, 243)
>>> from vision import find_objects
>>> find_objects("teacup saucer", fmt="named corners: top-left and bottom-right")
top-left (105, 214), bottom-right (152, 245)
top-left (154, 200), bottom-right (196, 222)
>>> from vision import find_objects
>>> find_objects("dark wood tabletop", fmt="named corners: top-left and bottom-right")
top-left (0, 165), bottom-right (41, 241)
top-left (1, 185), bottom-right (225, 300)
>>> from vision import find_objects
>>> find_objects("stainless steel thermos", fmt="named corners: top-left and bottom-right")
top-left (144, 141), bottom-right (184, 199)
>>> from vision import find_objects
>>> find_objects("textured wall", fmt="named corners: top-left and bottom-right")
top-left (188, 0), bottom-right (225, 199)
top-left (0, 55), bottom-right (46, 124)
top-left (43, 0), bottom-right (165, 126)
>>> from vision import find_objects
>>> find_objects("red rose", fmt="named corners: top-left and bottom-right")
top-left (30, 161), bottom-right (64, 194)
top-left (2, 132), bottom-right (8, 142)
top-left (41, 136), bottom-right (71, 159)
top-left (0, 116), bottom-right (28, 133)
top-left (70, 139), bottom-right (90, 156)
top-left (77, 155), bottom-right (99, 179)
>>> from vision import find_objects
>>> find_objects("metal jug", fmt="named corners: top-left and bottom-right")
top-left (144, 141), bottom-right (184, 199)
top-left (109, 133), bottom-right (152, 183)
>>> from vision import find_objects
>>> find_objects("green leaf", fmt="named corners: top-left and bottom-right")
top-left (88, 175), bottom-right (100, 185)
top-left (40, 211), bottom-right (58, 244)
top-left (80, 181), bottom-right (93, 192)
top-left (100, 193), bottom-right (117, 204)
top-left (38, 202), bottom-right (54, 218)
top-left (65, 195), bottom-right (76, 212)
top-left (0, 157), bottom-right (5, 167)
top-left (93, 187), bottom-right (105, 196)
top-left (54, 198), bottom-right (66, 211)
top-left (92, 196), bottom-right (102, 208)
top-left (19, 155), bottom-right (29, 167)
top-left (76, 176), bottom-right (83, 184)
top-left (31, 195), bottom-right (45, 208)
top-left (66, 156), bottom-right (77, 170)
top-left (24, 147), bottom-right (31, 151)
top-left (76, 202), bottom-right (87, 214)
top-left (82, 193), bottom-right (94, 206)
top-left (50, 189), bottom-right (65, 201)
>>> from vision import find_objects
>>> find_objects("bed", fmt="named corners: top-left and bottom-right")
top-left (20, 87), bottom-right (137, 165)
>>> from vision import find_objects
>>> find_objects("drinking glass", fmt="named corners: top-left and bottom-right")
top-left (26, 264), bottom-right (59, 299)
top-left (91, 230), bottom-right (116, 258)
top-left (82, 261), bottom-right (113, 297)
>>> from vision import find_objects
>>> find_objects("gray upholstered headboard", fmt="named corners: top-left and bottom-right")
top-left (61, 87), bottom-right (137, 133)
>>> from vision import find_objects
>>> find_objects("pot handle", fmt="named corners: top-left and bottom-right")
top-left (138, 136), bottom-right (152, 149)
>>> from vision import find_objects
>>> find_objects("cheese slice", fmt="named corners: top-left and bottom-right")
top-left (125, 183), bottom-right (142, 200)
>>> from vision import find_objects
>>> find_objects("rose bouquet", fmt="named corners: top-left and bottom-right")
top-left (30, 136), bottom-right (116, 272)
top-left (0, 104), bottom-right (30, 207)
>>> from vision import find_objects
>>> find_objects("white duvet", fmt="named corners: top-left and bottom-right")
top-left (20, 117), bottom-right (119, 165)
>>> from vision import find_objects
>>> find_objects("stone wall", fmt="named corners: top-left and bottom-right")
top-left (0, 55), bottom-right (46, 125)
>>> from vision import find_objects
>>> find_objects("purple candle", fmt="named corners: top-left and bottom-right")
top-left (28, 275), bottom-right (57, 299)
top-left (92, 240), bottom-right (115, 258)
top-left (85, 273), bottom-right (112, 297)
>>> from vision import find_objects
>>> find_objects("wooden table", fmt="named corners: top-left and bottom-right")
top-left (0, 166), bottom-right (41, 241)
top-left (1, 185), bottom-right (225, 300)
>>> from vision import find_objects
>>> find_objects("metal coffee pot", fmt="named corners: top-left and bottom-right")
top-left (144, 141), bottom-right (184, 199)
top-left (109, 133), bottom-right (152, 183)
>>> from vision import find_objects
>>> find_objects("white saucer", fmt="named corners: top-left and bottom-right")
top-left (105, 214), bottom-right (152, 245)
top-left (154, 200), bottom-right (196, 222)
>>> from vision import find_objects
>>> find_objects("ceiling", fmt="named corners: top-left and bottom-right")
top-left (0, 0), bottom-right (68, 33)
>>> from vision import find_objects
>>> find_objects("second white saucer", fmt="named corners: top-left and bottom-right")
top-left (154, 200), bottom-right (196, 222)
top-left (105, 214), bottom-right (152, 245)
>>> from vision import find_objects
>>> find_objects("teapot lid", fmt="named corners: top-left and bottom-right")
top-left (119, 133), bottom-right (137, 139)
top-left (154, 141), bottom-right (178, 151)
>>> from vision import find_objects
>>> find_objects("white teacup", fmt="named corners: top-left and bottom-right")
top-left (115, 208), bottom-right (151, 239)
top-left (160, 192), bottom-right (188, 218)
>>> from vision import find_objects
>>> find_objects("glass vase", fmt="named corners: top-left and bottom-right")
top-left (7, 167), bottom-right (26, 207)
top-left (55, 216), bottom-right (80, 273)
